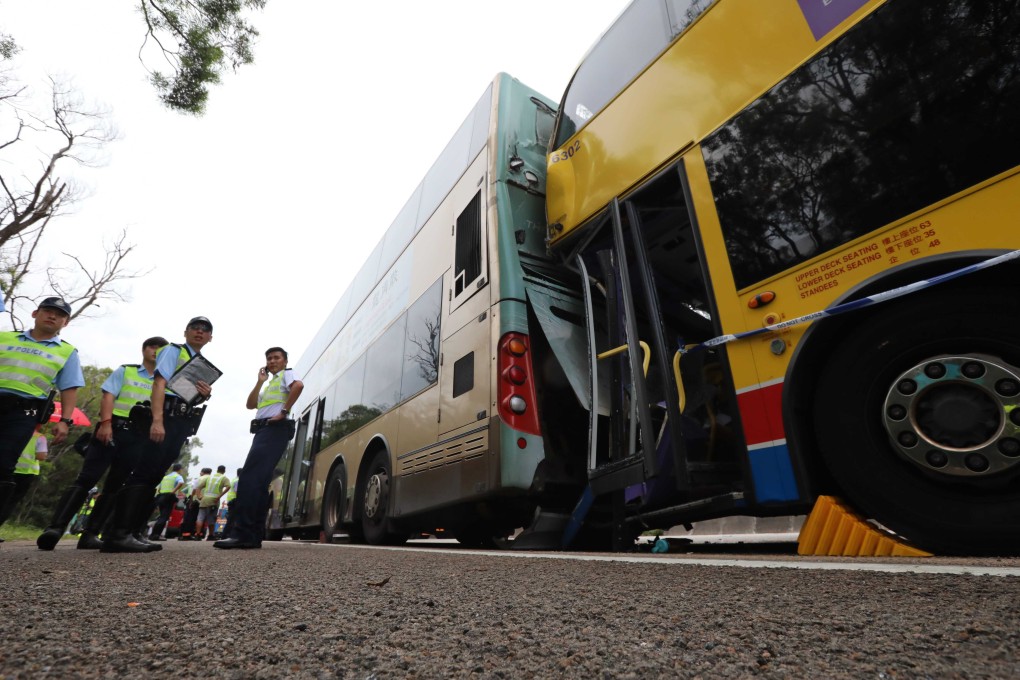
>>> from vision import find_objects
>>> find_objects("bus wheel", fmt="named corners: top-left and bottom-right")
top-left (321, 464), bottom-right (347, 544)
top-left (360, 450), bottom-right (406, 546)
top-left (812, 287), bottom-right (1020, 555)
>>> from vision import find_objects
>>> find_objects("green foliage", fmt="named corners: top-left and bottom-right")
top-left (177, 436), bottom-right (203, 479)
top-left (321, 404), bottom-right (383, 449)
top-left (0, 33), bottom-right (19, 60)
top-left (140, 0), bottom-right (267, 114)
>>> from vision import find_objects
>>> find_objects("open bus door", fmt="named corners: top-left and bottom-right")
top-left (568, 160), bottom-right (749, 547)
top-left (282, 399), bottom-right (325, 532)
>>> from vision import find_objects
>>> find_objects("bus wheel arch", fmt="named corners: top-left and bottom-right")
top-left (320, 459), bottom-right (348, 544)
top-left (794, 278), bottom-right (1020, 555)
top-left (785, 251), bottom-right (1020, 495)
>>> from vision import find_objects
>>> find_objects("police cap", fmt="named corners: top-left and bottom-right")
top-left (38, 296), bottom-right (72, 316)
top-left (187, 316), bottom-right (213, 332)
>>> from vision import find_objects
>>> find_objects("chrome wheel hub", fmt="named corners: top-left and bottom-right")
top-left (364, 471), bottom-right (388, 520)
top-left (883, 354), bottom-right (1020, 477)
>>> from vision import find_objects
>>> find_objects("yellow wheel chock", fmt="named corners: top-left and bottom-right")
top-left (797, 495), bottom-right (932, 557)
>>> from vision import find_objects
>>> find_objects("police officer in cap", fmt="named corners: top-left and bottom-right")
top-left (102, 316), bottom-right (215, 553)
top-left (36, 335), bottom-right (168, 550)
top-left (0, 297), bottom-right (84, 524)
top-left (216, 346), bottom-right (302, 549)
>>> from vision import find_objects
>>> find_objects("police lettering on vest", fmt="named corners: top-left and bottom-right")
top-left (113, 365), bottom-right (155, 418)
top-left (0, 331), bottom-right (76, 399)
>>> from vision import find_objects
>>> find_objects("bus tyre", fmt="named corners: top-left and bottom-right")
top-left (321, 464), bottom-right (346, 544)
top-left (812, 287), bottom-right (1020, 555)
top-left (360, 450), bottom-right (406, 546)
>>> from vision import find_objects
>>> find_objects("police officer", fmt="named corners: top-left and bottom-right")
top-left (148, 463), bottom-right (185, 541)
top-left (216, 346), bottom-right (302, 549)
top-left (0, 297), bottom-right (84, 523)
top-left (37, 336), bottom-right (169, 550)
top-left (102, 316), bottom-right (215, 553)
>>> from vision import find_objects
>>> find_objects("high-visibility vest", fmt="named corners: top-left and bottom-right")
top-left (204, 473), bottom-right (226, 496)
top-left (0, 331), bottom-right (76, 398)
top-left (225, 478), bottom-right (238, 502)
top-left (160, 344), bottom-right (193, 396)
top-left (256, 370), bottom-right (288, 410)
top-left (14, 433), bottom-right (42, 476)
top-left (113, 364), bottom-right (155, 417)
top-left (158, 471), bottom-right (183, 494)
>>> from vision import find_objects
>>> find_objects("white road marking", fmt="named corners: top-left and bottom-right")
top-left (311, 542), bottom-right (1020, 577)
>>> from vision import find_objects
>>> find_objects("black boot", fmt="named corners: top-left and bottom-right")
top-left (133, 498), bottom-right (161, 551)
top-left (99, 486), bottom-right (159, 554)
top-left (37, 485), bottom-right (89, 550)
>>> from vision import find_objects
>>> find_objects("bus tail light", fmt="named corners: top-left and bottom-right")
top-left (498, 332), bottom-right (541, 436)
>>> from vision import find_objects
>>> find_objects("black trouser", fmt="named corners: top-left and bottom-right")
top-left (0, 402), bottom-right (44, 483)
top-left (149, 492), bottom-right (177, 538)
top-left (126, 416), bottom-right (196, 488)
top-left (230, 420), bottom-right (295, 544)
top-left (0, 473), bottom-right (38, 526)
top-left (108, 411), bottom-right (198, 537)
top-left (80, 424), bottom-right (147, 535)
top-left (222, 498), bottom-right (237, 538)
top-left (180, 499), bottom-right (199, 536)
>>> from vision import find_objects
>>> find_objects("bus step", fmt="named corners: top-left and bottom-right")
top-left (589, 453), bottom-right (647, 496)
top-left (798, 495), bottom-right (932, 557)
top-left (626, 491), bottom-right (745, 528)
top-left (510, 507), bottom-right (572, 551)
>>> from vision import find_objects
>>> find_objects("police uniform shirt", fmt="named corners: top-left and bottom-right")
top-left (0, 329), bottom-right (85, 397)
top-left (255, 368), bottom-right (301, 420)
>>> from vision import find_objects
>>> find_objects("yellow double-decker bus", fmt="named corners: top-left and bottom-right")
top-left (541, 0), bottom-right (1020, 554)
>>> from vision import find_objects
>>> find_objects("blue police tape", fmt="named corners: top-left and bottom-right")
top-left (689, 249), bottom-right (1020, 352)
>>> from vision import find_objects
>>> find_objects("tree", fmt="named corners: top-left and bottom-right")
top-left (177, 437), bottom-right (203, 480)
top-left (139, 0), bottom-right (267, 114)
top-left (0, 77), bottom-right (146, 326)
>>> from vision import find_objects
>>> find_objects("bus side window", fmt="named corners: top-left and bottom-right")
top-left (453, 190), bottom-right (484, 300)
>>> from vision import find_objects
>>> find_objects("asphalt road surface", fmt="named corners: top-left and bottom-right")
top-left (1, 539), bottom-right (1018, 678)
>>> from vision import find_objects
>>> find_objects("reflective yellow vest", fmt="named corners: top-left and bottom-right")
top-left (0, 331), bottom-right (76, 398)
top-left (204, 473), bottom-right (226, 497)
top-left (225, 478), bottom-right (238, 502)
top-left (257, 371), bottom-right (287, 410)
top-left (158, 471), bottom-right (183, 494)
top-left (14, 433), bottom-right (42, 476)
top-left (113, 365), bottom-right (155, 418)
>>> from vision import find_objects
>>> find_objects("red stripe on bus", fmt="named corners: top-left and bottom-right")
top-left (736, 382), bottom-right (785, 445)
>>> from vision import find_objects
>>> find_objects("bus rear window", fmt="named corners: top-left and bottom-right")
top-left (703, 0), bottom-right (1020, 290)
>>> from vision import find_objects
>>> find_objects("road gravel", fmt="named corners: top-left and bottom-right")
top-left (1, 539), bottom-right (1018, 678)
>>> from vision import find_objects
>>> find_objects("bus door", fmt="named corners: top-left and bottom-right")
top-left (573, 161), bottom-right (746, 515)
top-left (438, 174), bottom-right (492, 439)
top-left (283, 399), bottom-right (325, 524)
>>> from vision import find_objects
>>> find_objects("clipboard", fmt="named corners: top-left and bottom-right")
top-left (166, 353), bottom-right (223, 406)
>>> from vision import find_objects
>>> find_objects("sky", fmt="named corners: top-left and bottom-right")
top-left (0, 1), bottom-right (629, 476)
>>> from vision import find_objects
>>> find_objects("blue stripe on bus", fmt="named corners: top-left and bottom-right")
top-left (747, 442), bottom-right (800, 503)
